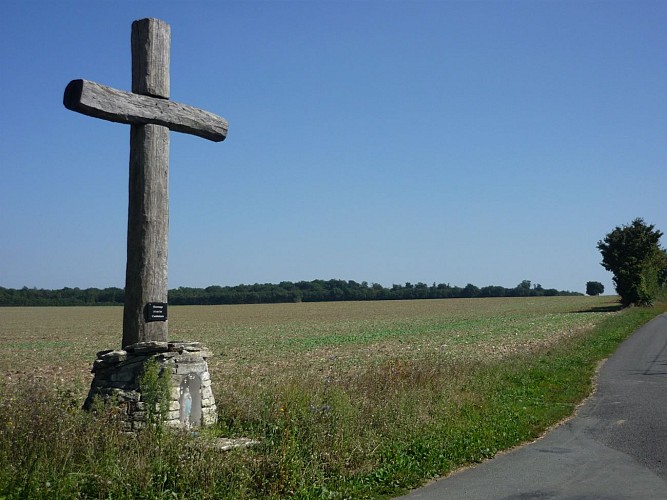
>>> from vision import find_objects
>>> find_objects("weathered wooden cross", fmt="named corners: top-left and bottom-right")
top-left (64, 18), bottom-right (228, 348)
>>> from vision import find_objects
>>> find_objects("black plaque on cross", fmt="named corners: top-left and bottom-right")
top-left (64, 18), bottom-right (228, 348)
top-left (145, 302), bottom-right (168, 322)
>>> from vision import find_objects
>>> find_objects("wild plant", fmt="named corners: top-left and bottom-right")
top-left (138, 357), bottom-right (171, 432)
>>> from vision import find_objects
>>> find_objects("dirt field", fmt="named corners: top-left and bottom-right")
top-left (0, 295), bottom-right (618, 398)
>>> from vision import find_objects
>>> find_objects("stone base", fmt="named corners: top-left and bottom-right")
top-left (84, 341), bottom-right (217, 432)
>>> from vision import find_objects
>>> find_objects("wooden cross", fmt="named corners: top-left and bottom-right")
top-left (64, 18), bottom-right (228, 348)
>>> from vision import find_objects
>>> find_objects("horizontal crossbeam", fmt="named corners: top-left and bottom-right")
top-left (64, 79), bottom-right (228, 142)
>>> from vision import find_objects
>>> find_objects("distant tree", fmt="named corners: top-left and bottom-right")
top-left (597, 218), bottom-right (667, 306)
top-left (586, 281), bottom-right (605, 296)
top-left (461, 283), bottom-right (480, 298)
top-left (511, 280), bottom-right (533, 297)
top-left (480, 285), bottom-right (505, 297)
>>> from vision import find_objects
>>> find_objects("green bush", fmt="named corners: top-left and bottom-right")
top-left (598, 218), bottom-right (667, 306)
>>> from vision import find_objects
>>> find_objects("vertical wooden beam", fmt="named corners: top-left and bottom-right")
top-left (122, 19), bottom-right (171, 347)
top-left (131, 18), bottom-right (170, 98)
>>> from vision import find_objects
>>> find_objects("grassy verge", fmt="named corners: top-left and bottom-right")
top-left (0, 300), bottom-right (663, 498)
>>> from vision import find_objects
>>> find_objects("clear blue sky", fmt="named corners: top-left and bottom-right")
top-left (2, 0), bottom-right (666, 294)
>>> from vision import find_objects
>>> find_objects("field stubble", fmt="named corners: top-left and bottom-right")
top-left (0, 296), bottom-right (615, 397)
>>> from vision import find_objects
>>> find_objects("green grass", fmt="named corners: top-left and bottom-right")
top-left (0, 297), bottom-right (663, 498)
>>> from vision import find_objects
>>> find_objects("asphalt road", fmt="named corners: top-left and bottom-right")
top-left (399, 313), bottom-right (667, 500)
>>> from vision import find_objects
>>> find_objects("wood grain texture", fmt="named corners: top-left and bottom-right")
top-left (132, 18), bottom-right (170, 98)
top-left (123, 18), bottom-right (172, 347)
top-left (122, 124), bottom-right (170, 347)
top-left (63, 79), bottom-right (228, 142)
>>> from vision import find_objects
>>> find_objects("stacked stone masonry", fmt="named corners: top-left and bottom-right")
top-left (84, 341), bottom-right (217, 431)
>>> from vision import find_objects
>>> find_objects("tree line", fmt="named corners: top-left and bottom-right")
top-left (5, 218), bottom-right (663, 308)
top-left (0, 279), bottom-right (581, 307)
